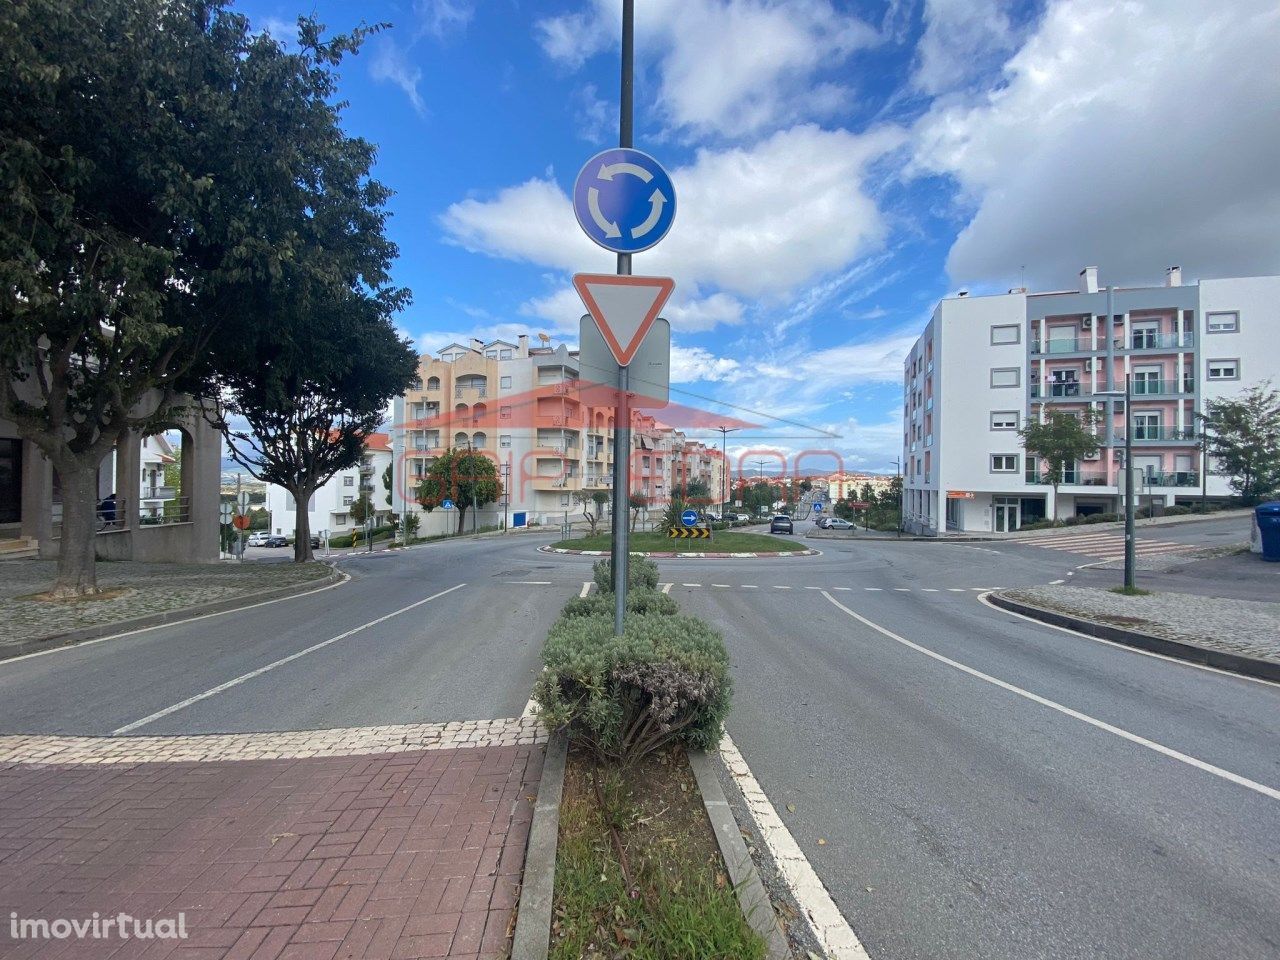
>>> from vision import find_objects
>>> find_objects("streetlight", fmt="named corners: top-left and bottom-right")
top-left (1094, 375), bottom-right (1136, 590)
top-left (714, 426), bottom-right (738, 515)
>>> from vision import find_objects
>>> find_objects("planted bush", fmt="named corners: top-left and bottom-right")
top-left (534, 612), bottom-right (731, 765)
top-left (561, 590), bottom-right (679, 619)
top-left (592, 556), bottom-right (660, 593)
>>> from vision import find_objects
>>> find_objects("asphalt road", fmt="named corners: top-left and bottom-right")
top-left (1, 519), bottom-right (1275, 959)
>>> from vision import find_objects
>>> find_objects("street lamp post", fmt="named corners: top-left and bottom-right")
top-left (715, 426), bottom-right (738, 516)
top-left (1095, 375), bottom-right (1136, 590)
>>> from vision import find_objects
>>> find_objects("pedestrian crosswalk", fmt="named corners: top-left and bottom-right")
top-left (1022, 530), bottom-right (1200, 560)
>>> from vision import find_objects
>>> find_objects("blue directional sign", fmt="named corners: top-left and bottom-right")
top-left (573, 148), bottom-right (676, 254)
top-left (681, 509), bottom-right (699, 527)
top-left (442, 498), bottom-right (454, 511)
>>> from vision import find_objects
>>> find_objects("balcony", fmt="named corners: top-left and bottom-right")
top-left (1032, 337), bottom-right (1092, 355)
top-left (454, 384), bottom-right (488, 399)
top-left (1117, 426), bottom-right (1199, 443)
top-left (1025, 469), bottom-right (1109, 486)
top-left (534, 414), bottom-right (581, 430)
top-left (1130, 378), bottom-right (1195, 397)
top-left (531, 475), bottom-right (582, 491)
top-left (1031, 382), bottom-right (1092, 400)
top-left (1145, 470), bottom-right (1200, 487)
top-left (1114, 332), bottom-right (1194, 351)
top-left (139, 485), bottom-right (176, 501)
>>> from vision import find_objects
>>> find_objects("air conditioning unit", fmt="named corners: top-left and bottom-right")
top-left (1082, 316), bottom-right (1093, 329)
top-left (1083, 450), bottom-right (1099, 461)
top-left (1084, 359), bottom-right (1094, 373)
top-left (1112, 449), bottom-right (1125, 463)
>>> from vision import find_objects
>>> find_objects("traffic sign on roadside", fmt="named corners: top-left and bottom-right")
top-left (574, 273), bottom-right (673, 366)
top-left (813, 502), bottom-right (824, 512)
top-left (681, 509), bottom-right (698, 527)
top-left (573, 148), bottom-right (676, 254)
top-left (232, 514), bottom-right (251, 531)
top-left (442, 498), bottom-right (454, 511)
top-left (219, 503), bottom-right (233, 524)
top-left (578, 313), bottom-right (669, 409)
top-left (238, 491), bottom-right (250, 509)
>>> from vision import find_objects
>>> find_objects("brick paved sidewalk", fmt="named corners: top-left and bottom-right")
top-left (0, 733), bottom-right (544, 959)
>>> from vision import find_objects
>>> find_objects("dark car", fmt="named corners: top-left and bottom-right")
top-left (264, 535), bottom-right (289, 548)
top-left (769, 515), bottom-right (793, 534)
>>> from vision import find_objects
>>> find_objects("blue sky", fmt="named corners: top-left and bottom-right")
top-left (233, 0), bottom-right (1280, 472)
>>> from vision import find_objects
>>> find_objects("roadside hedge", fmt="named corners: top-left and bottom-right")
top-left (561, 590), bottom-right (680, 619)
top-left (534, 610), bottom-right (731, 765)
top-left (592, 556), bottom-right (660, 593)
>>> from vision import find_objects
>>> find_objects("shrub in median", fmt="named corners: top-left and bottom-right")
top-left (534, 611), bottom-right (731, 765)
top-left (561, 591), bottom-right (680, 619)
top-left (592, 556), bottom-right (660, 593)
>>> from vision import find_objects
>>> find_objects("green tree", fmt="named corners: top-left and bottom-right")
top-left (628, 491), bottom-right (649, 532)
top-left (573, 489), bottom-right (609, 536)
top-left (1019, 410), bottom-right (1102, 521)
top-left (1199, 381), bottom-right (1280, 502)
top-left (382, 462), bottom-right (393, 509)
top-left (350, 492), bottom-right (374, 526)
top-left (859, 482), bottom-right (875, 504)
top-left (0, 1), bottom-right (386, 592)
top-left (418, 449), bottom-right (501, 533)
top-left (678, 477), bottom-right (711, 504)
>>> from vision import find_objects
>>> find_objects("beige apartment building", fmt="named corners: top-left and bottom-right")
top-left (390, 335), bottom-right (725, 535)
top-left (827, 472), bottom-right (896, 501)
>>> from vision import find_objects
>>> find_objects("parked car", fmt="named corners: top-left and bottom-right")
top-left (263, 535), bottom-right (289, 548)
top-left (825, 517), bottom-right (854, 530)
top-left (815, 515), bottom-right (831, 528)
top-left (769, 515), bottom-right (794, 534)
top-left (246, 531), bottom-right (273, 547)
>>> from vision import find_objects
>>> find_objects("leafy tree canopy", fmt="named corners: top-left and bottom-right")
top-left (1200, 382), bottom-right (1280, 502)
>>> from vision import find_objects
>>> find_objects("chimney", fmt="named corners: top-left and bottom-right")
top-left (518, 334), bottom-right (528, 354)
top-left (470, 338), bottom-right (484, 352)
top-left (1079, 266), bottom-right (1099, 294)
top-left (1165, 265), bottom-right (1182, 287)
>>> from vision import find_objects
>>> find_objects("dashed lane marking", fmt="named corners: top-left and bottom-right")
top-left (579, 581), bottom-right (592, 598)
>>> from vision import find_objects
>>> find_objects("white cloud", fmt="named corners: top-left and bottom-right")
top-left (440, 124), bottom-right (903, 307)
top-left (912, 0), bottom-right (1017, 95)
top-left (670, 345), bottom-right (742, 383)
top-left (912, 0), bottom-right (1280, 288)
top-left (518, 287), bottom-right (589, 335)
top-left (369, 40), bottom-right (426, 117)
top-left (414, 0), bottom-right (474, 39)
top-left (663, 293), bottom-right (745, 332)
top-left (535, 0), bottom-right (877, 139)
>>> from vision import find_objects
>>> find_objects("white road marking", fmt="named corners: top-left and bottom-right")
top-left (921, 588), bottom-right (939, 593)
top-left (683, 582), bottom-right (702, 587)
top-left (713, 583), bottom-right (731, 588)
top-left (773, 585), bottom-right (792, 590)
top-left (661, 582), bottom-right (673, 594)
top-left (805, 586), bottom-right (823, 591)
top-left (969, 588), bottom-right (985, 591)
top-left (579, 581), bottom-right (592, 598)
top-left (112, 583), bottom-right (468, 735)
top-left (506, 580), bottom-right (552, 585)
top-left (742, 585), bottom-right (759, 589)
top-left (976, 592), bottom-right (1279, 688)
top-left (823, 592), bottom-right (1280, 802)
top-left (0, 568), bottom-right (352, 668)
top-left (864, 587), bottom-right (882, 591)
top-left (894, 588), bottom-right (912, 592)
top-left (948, 588), bottom-right (967, 593)
top-left (718, 733), bottom-right (870, 960)
top-left (833, 587), bottom-right (852, 592)
top-left (1050, 579), bottom-right (1066, 585)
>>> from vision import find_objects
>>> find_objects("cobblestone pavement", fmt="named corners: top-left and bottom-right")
top-left (0, 722), bottom-right (544, 960)
top-left (0, 560), bottom-right (333, 646)
top-left (1004, 584), bottom-right (1280, 663)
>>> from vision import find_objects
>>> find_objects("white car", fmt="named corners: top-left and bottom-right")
top-left (246, 531), bottom-right (273, 547)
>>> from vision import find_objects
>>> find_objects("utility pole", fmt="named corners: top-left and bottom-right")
top-left (608, 0), bottom-right (636, 637)
top-left (235, 474), bottom-right (243, 560)
top-left (715, 425), bottom-right (738, 516)
top-left (1123, 373), bottom-right (1135, 589)
top-left (890, 457), bottom-right (902, 538)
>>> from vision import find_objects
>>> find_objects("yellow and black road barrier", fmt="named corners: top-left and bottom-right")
top-left (667, 526), bottom-right (711, 539)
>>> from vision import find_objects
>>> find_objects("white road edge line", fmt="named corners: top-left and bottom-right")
top-left (507, 580), bottom-right (553, 585)
top-left (579, 581), bottom-right (592, 598)
top-left (661, 582), bottom-right (673, 594)
top-left (718, 732), bottom-right (870, 960)
top-left (111, 583), bottom-right (468, 735)
top-left (0, 568), bottom-right (352, 668)
top-left (975, 592), bottom-right (1279, 689)
top-left (822, 591), bottom-right (1280, 802)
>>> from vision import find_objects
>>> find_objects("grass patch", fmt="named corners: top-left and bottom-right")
top-left (551, 744), bottom-right (765, 960)
top-left (551, 531), bottom-right (799, 553)
top-left (1108, 585), bottom-right (1152, 596)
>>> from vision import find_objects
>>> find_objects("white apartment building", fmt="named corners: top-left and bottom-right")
top-left (265, 433), bottom-right (393, 539)
top-left (902, 267), bottom-right (1279, 535)
top-left (389, 335), bottom-right (725, 536)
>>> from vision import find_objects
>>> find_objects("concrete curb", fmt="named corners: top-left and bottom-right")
top-left (987, 591), bottom-right (1280, 683)
top-left (688, 747), bottom-right (791, 960)
top-left (0, 564), bottom-right (346, 663)
top-left (510, 731), bottom-right (567, 960)
top-left (537, 545), bottom-right (820, 559)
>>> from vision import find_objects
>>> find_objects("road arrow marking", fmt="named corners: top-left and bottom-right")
top-left (598, 161), bottom-right (652, 182)
top-left (630, 189), bottom-right (667, 239)
top-left (586, 187), bottom-right (621, 238)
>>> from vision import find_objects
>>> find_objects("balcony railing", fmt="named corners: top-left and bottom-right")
top-left (1114, 332), bottom-right (1194, 350)
top-left (1144, 471), bottom-right (1200, 487)
top-left (140, 485), bottom-right (176, 500)
top-left (1130, 378), bottom-right (1195, 396)
top-left (1117, 426), bottom-right (1199, 442)
top-left (455, 384), bottom-right (488, 399)
top-left (1032, 337), bottom-right (1091, 354)
top-left (1025, 469), bottom-right (1109, 486)
top-left (1031, 383), bottom-right (1091, 399)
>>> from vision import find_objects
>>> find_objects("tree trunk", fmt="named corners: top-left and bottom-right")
top-left (52, 463), bottom-right (101, 598)
top-left (456, 505), bottom-right (467, 533)
top-left (293, 487), bottom-right (314, 562)
top-left (1051, 482), bottom-right (1059, 522)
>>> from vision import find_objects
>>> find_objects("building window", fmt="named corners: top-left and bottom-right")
top-left (1206, 359), bottom-right (1239, 381)
top-left (560, 494), bottom-right (570, 506)
top-left (991, 454), bottom-right (1018, 473)
top-left (499, 406), bottom-right (512, 419)
top-left (990, 367), bottom-right (1021, 388)
top-left (500, 375), bottom-right (512, 389)
top-left (335, 514), bottom-right (347, 525)
top-left (343, 495), bottom-right (354, 505)
top-left (500, 349), bottom-right (513, 360)
top-left (1206, 312), bottom-right (1238, 333)
top-left (427, 376), bottom-right (440, 390)
top-left (486, 349), bottom-right (497, 358)
top-left (343, 476), bottom-right (354, 486)
top-left (499, 435), bottom-right (511, 449)
top-left (990, 411), bottom-right (1018, 430)
top-left (990, 324), bottom-right (1020, 345)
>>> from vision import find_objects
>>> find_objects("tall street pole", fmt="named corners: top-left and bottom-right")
top-left (610, 0), bottom-right (635, 636)
top-left (1123, 373), bottom-right (1135, 589)
top-left (716, 426), bottom-right (738, 515)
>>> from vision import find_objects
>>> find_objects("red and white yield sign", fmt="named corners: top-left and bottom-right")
top-left (573, 273), bottom-right (674, 366)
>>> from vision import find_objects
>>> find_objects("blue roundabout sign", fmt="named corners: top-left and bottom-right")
top-left (573, 148), bottom-right (676, 254)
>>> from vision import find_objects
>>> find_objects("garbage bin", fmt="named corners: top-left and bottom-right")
top-left (1256, 501), bottom-right (1280, 562)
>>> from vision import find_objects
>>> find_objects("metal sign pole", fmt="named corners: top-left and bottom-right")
top-left (610, 0), bottom-right (635, 637)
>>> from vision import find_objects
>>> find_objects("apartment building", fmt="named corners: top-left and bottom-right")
top-left (265, 433), bottom-right (393, 539)
top-left (827, 472), bottom-right (895, 501)
top-left (902, 267), bottom-right (1279, 535)
top-left (390, 335), bottom-right (726, 535)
